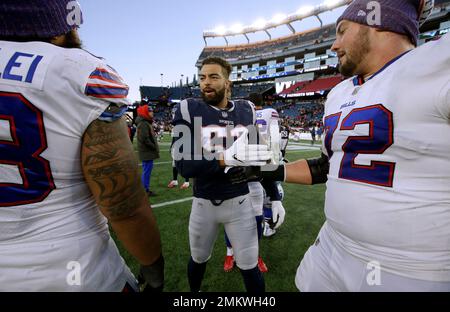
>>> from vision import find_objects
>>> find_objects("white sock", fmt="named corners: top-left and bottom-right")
top-left (226, 247), bottom-right (234, 257)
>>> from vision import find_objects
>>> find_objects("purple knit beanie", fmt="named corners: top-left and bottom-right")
top-left (336, 0), bottom-right (431, 46)
top-left (0, 0), bottom-right (83, 38)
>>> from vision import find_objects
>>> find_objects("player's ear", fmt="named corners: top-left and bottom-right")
top-left (226, 80), bottom-right (232, 90)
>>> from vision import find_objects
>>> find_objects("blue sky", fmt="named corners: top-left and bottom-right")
top-left (78, 0), bottom-right (346, 102)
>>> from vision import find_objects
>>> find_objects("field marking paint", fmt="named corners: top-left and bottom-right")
top-left (152, 197), bottom-right (193, 208)
top-left (287, 145), bottom-right (321, 151)
top-left (139, 161), bottom-right (172, 167)
top-left (154, 161), bottom-right (173, 165)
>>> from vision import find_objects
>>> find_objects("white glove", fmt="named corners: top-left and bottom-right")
top-left (271, 201), bottom-right (285, 230)
top-left (268, 120), bottom-right (281, 165)
top-left (223, 129), bottom-right (271, 167)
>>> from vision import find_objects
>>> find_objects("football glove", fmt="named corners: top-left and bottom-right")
top-left (138, 254), bottom-right (165, 292)
top-left (224, 166), bottom-right (261, 184)
top-left (270, 201), bottom-right (285, 230)
top-left (223, 129), bottom-right (271, 167)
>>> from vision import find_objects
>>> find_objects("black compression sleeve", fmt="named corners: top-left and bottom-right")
top-left (260, 166), bottom-right (285, 182)
top-left (306, 153), bottom-right (329, 185)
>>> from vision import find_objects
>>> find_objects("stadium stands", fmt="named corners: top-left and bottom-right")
top-left (300, 76), bottom-right (342, 93)
top-left (140, 86), bottom-right (200, 101)
top-left (295, 76), bottom-right (342, 94)
top-left (278, 75), bottom-right (342, 97)
top-left (138, 0), bottom-right (450, 131)
top-left (279, 80), bottom-right (311, 96)
top-left (231, 83), bottom-right (273, 98)
top-left (198, 24), bottom-right (336, 62)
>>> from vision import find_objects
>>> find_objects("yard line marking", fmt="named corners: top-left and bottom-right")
top-left (154, 161), bottom-right (172, 165)
top-left (287, 145), bottom-right (321, 151)
top-left (138, 161), bottom-right (172, 167)
top-left (152, 197), bottom-right (193, 208)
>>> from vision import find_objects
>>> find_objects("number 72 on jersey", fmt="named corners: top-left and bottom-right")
top-left (324, 104), bottom-right (396, 188)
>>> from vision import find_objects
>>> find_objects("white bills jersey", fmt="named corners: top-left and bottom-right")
top-left (0, 40), bottom-right (134, 291)
top-left (322, 33), bottom-right (450, 282)
top-left (256, 108), bottom-right (281, 164)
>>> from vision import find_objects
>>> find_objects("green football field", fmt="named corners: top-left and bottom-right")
top-left (113, 135), bottom-right (326, 292)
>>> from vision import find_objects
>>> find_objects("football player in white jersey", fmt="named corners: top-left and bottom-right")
top-left (222, 93), bottom-right (285, 273)
top-left (233, 0), bottom-right (450, 291)
top-left (252, 95), bottom-right (287, 240)
top-left (0, 1), bottom-right (163, 291)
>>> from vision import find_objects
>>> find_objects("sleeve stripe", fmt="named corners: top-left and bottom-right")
top-left (88, 94), bottom-right (128, 99)
top-left (86, 83), bottom-right (129, 89)
top-left (85, 84), bottom-right (129, 98)
top-left (89, 75), bottom-right (128, 87)
top-left (89, 68), bottom-right (123, 85)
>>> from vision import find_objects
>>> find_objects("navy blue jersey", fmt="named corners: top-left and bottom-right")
top-left (280, 125), bottom-right (289, 157)
top-left (172, 98), bottom-right (256, 200)
top-left (261, 179), bottom-right (283, 201)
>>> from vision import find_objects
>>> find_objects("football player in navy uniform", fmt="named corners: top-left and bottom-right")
top-left (171, 57), bottom-right (270, 292)
top-left (279, 123), bottom-right (290, 162)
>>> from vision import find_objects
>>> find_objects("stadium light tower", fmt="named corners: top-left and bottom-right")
top-left (214, 25), bottom-right (227, 36)
top-left (230, 23), bottom-right (244, 34)
top-left (201, 0), bottom-right (351, 45)
top-left (252, 18), bottom-right (267, 30)
top-left (324, 0), bottom-right (341, 8)
top-left (297, 6), bottom-right (315, 16)
top-left (271, 13), bottom-right (287, 24)
top-left (160, 73), bottom-right (164, 87)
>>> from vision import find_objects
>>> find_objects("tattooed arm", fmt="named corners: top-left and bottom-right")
top-left (81, 116), bottom-right (162, 267)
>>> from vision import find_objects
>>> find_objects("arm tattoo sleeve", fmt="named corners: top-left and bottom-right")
top-left (82, 118), bottom-right (146, 220)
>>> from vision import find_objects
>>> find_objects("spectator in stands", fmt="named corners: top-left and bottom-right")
top-left (316, 124), bottom-right (323, 141)
top-left (127, 118), bottom-right (136, 142)
top-left (310, 126), bottom-right (316, 145)
top-left (137, 105), bottom-right (160, 197)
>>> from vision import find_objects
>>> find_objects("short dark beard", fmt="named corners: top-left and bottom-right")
top-left (201, 88), bottom-right (226, 106)
top-left (338, 27), bottom-right (370, 77)
top-left (339, 57), bottom-right (358, 77)
top-left (60, 29), bottom-right (83, 49)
